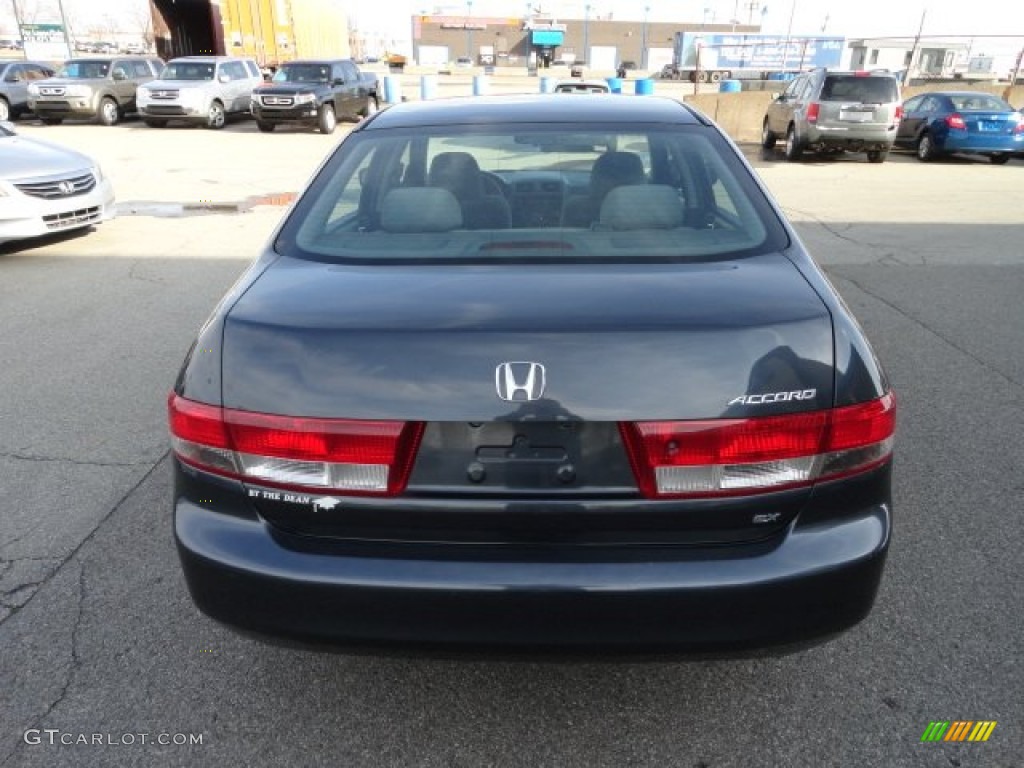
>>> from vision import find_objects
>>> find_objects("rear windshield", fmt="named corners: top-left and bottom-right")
top-left (278, 124), bottom-right (788, 264)
top-left (161, 62), bottom-right (215, 81)
top-left (821, 76), bottom-right (898, 103)
top-left (57, 60), bottom-right (110, 79)
top-left (949, 94), bottom-right (1013, 111)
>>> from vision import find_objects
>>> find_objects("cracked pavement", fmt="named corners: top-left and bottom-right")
top-left (0, 128), bottom-right (1021, 766)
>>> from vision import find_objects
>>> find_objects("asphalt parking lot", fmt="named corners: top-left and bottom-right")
top-left (1, 113), bottom-right (1022, 767)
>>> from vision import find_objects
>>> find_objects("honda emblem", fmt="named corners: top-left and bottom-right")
top-left (495, 362), bottom-right (546, 402)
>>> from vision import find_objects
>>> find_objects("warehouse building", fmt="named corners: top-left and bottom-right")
top-left (412, 13), bottom-right (757, 72)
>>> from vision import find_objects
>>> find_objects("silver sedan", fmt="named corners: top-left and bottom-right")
top-left (0, 121), bottom-right (115, 245)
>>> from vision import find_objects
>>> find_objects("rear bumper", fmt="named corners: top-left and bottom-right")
top-left (940, 132), bottom-right (1024, 154)
top-left (805, 125), bottom-right (896, 152)
top-left (175, 493), bottom-right (890, 653)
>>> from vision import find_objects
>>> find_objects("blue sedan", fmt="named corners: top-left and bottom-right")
top-left (895, 91), bottom-right (1024, 164)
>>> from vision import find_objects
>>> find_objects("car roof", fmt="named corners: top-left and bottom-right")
top-left (279, 59), bottom-right (348, 65)
top-left (366, 95), bottom-right (700, 129)
top-left (168, 56), bottom-right (248, 62)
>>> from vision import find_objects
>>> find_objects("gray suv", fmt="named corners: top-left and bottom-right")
top-left (26, 56), bottom-right (163, 125)
top-left (136, 56), bottom-right (262, 129)
top-left (762, 69), bottom-right (902, 163)
top-left (0, 59), bottom-right (55, 121)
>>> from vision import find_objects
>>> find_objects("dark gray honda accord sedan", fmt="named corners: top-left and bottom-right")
top-left (169, 95), bottom-right (895, 653)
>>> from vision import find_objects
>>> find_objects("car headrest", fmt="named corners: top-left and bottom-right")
top-left (598, 185), bottom-right (684, 230)
top-left (380, 188), bottom-right (462, 233)
top-left (591, 151), bottom-right (645, 199)
top-left (428, 151), bottom-right (484, 200)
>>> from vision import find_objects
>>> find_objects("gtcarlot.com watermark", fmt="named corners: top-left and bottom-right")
top-left (24, 729), bottom-right (204, 747)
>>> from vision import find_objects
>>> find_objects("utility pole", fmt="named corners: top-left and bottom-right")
top-left (642, 5), bottom-right (650, 70)
top-left (583, 3), bottom-right (591, 65)
top-left (903, 9), bottom-right (926, 88)
top-left (55, 0), bottom-right (73, 58)
top-left (783, 0), bottom-right (796, 71)
top-left (9, 0), bottom-right (25, 58)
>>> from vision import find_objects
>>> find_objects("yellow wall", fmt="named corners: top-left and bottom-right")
top-left (217, 0), bottom-right (349, 66)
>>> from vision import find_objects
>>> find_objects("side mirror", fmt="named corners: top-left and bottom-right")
top-left (333, 78), bottom-right (345, 86)
top-left (4, 75), bottom-right (19, 83)
top-left (218, 73), bottom-right (230, 83)
top-left (112, 70), bottom-right (126, 81)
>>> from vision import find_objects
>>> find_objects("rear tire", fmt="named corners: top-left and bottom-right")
top-left (784, 125), bottom-right (803, 162)
top-left (317, 103), bottom-right (336, 134)
top-left (989, 153), bottom-right (1010, 165)
top-left (761, 119), bottom-right (776, 149)
top-left (98, 97), bottom-right (120, 126)
top-left (866, 149), bottom-right (888, 163)
top-left (143, 118), bottom-right (167, 128)
top-left (916, 133), bottom-right (936, 162)
top-left (256, 120), bottom-right (275, 133)
top-left (362, 97), bottom-right (378, 119)
top-left (0, 97), bottom-right (9, 122)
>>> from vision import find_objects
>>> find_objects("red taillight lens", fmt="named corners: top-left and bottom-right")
top-left (806, 102), bottom-right (820, 124)
top-left (168, 393), bottom-right (424, 495)
top-left (895, 105), bottom-right (904, 121)
top-left (1013, 119), bottom-right (1024, 134)
top-left (946, 113), bottom-right (967, 130)
top-left (620, 393), bottom-right (895, 498)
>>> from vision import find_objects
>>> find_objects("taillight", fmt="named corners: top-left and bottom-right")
top-left (620, 392), bottom-right (895, 499)
top-left (1013, 119), bottom-right (1024, 134)
top-left (946, 113), bottom-right (967, 130)
top-left (168, 393), bottom-right (424, 496)
top-left (806, 102), bottom-right (820, 124)
top-left (894, 105), bottom-right (904, 121)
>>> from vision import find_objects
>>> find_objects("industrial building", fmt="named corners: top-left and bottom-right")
top-left (151, 0), bottom-right (350, 67)
top-left (411, 13), bottom-right (758, 72)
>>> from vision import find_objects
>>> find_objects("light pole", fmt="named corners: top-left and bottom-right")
top-left (583, 3), bottom-right (591, 65)
top-left (466, 0), bottom-right (473, 61)
top-left (641, 5), bottom-right (650, 70)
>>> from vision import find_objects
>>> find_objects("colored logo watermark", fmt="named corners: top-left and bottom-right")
top-left (921, 721), bottom-right (997, 742)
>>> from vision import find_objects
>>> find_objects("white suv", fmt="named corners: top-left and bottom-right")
top-left (137, 56), bottom-right (261, 129)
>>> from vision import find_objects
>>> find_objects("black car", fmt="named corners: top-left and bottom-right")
top-left (250, 58), bottom-right (379, 134)
top-left (170, 95), bottom-right (895, 653)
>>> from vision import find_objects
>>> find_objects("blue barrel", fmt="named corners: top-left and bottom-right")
top-left (383, 75), bottom-right (402, 104)
top-left (719, 79), bottom-right (742, 93)
top-left (633, 78), bottom-right (654, 95)
top-left (540, 76), bottom-right (556, 93)
top-left (420, 75), bottom-right (437, 100)
top-left (472, 75), bottom-right (489, 96)
top-left (606, 77), bottom-right (623, 94)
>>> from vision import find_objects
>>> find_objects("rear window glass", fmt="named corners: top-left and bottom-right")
top-left (949, 94), bottom-right (1012, 111)
top-left (278, 124), bottom-right (787, 264)
top-left (821, 76), bottom-right (898, 103)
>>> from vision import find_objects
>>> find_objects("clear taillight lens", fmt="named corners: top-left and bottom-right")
top-left (168, 393), bottom-right (424, 496)
top-left (620, 393), bottom-right (895, 498)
